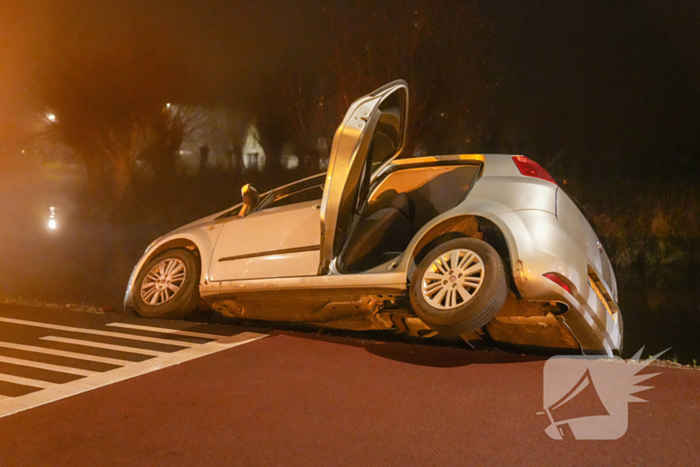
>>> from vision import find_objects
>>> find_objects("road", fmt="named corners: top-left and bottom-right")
top-left (0, 303), bottom-right (697, 466)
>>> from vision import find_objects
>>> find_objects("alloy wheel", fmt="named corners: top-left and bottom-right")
top-left (420, 248), bottom-right (485, 310)
top-left (140, 258), bottom-right (187, 306)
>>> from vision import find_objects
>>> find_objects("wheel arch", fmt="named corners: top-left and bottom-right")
top-left (148, 238), bottom-right (201, 260)
top-left (124, 234), bottom-right (209, 312)
top-left (406, 214), bottom-right (521, 298)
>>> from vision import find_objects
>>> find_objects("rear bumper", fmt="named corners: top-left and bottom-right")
top-left (491, 209), bottom-right (623, 355)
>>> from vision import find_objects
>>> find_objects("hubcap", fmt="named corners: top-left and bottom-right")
top-left (140, 258), bottom-right (187, 306)
top-left (421, 248), bottom-right (485, 310)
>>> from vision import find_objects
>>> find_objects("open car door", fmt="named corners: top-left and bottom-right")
top-left (318, 80), bottom-right (408, 274)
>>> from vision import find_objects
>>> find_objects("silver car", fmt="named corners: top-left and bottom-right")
top-left (125, 80), bottom-right (623, 356)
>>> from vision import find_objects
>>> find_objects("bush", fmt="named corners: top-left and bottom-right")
top-left (563, 179), bottom-right (700, 282)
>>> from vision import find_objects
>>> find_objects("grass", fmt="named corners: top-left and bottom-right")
top-left (563, 179), bottom-right (700, 281)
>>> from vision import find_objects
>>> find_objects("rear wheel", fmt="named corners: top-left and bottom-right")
top-left (133, 249), bottom-right (201, 319)
top-left (409, 237), bottom-right (507, 335)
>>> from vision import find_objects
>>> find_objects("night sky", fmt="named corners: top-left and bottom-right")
top-left (2, 0), bottom-right (700, 179)
top-left (480, 1), bottom-right (700, 179)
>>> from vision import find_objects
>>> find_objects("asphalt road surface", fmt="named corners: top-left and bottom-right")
top-left (0, 304), bottom-right (697, 466)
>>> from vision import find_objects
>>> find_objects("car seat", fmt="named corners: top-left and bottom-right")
top-left (340, 190), bottom-right (415, 272)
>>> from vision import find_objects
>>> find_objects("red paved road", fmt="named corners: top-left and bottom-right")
top-left (0, 331), bottom-right (698, 466)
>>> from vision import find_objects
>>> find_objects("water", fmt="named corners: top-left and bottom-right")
top-left (619, 277), bottom-right (700, 365)
top-left (0, 166), bottom-right (154, 308)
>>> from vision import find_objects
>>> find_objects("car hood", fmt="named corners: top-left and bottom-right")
top-left (172, 206), bottom-right (238, 233)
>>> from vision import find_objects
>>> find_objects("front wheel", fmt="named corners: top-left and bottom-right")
top-left (409, 237), bottom-right (507, 335)
top-left (133, 249), bottom-right (201, 319)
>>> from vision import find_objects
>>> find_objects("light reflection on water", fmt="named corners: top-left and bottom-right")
top-left (0, 167), bottom-right (154, 308)
top-left (0, 217), bottom-right (150, 308)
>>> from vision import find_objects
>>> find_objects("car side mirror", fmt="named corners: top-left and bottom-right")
top-left (238, 183), bottom-right (259, 217)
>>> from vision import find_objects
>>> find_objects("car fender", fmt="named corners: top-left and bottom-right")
top-left (398, 198), bottom-right (524, 275)
top-left (123, 227), bottom-right (219, 311)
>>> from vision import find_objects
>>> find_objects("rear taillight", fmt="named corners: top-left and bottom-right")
top-left (512, 156), bottom-right (556, 184)
top-left (543, 273), bottom-right (571, 294)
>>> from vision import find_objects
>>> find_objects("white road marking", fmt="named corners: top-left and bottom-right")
top-left (40, 337), bottom-right (166, 357)
top-left (106, 322), bottom-right (225, 340)
top-left (0, 332), bottom-right (266, 419)
top-left (0, 342), bottom-right (132, 366)
top-left (0, 356), bottom-right (95, 377)
top-left (0, 373), bottom-right (54, 389)
top-left (0, 317), bottom-right (198, 348)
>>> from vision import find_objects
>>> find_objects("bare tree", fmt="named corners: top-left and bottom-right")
top-left (138, 105), bottom-right (206, 183)
top-left (29, 2), bottom-right (188, 216)
top-left (253, 0), bottom-right (496, 173)
top-left (327, 0), bottom-right (496, 155)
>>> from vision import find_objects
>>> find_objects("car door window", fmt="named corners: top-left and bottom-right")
top-left (216, 205), bottom-right (243, 220)
top-left (369, 91), bottom-right (405, 171)
top-left (260, 184), bottom-right (324, 211)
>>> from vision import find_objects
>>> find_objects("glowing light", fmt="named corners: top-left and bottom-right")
top-left (46, 113), bottom-right (57, 122)
top-left (166, 103), bottom-right (171, 108)
top-left (48, 206), bottom-right (58, 230)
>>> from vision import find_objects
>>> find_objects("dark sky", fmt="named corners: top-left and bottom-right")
top-left (479, 1), bottom-right (700, 177)
top-left (2, 0), bottom-right (700, 177)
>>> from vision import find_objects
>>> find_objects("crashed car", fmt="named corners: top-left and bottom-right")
top-left (125, 80), bottom-right (623, 356)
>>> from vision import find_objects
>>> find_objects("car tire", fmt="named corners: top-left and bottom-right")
top-left (133, 249), bottom-right (201, 319)
top-left (409, 237), bottom-right (507, 335)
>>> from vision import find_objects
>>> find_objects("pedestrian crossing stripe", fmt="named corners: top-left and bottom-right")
top-left (105, 322), bottom-right (226, 340)
top-left (0, 317), bottom-right (204, 347)
top-left (0, 332), bottom-right (266, 419)
top-left (40, 336), bottom-right (168, 356)
top-left (0, 355), bottom-right (95, 376)
top-left (0, 341), bottom-right (134, 366)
